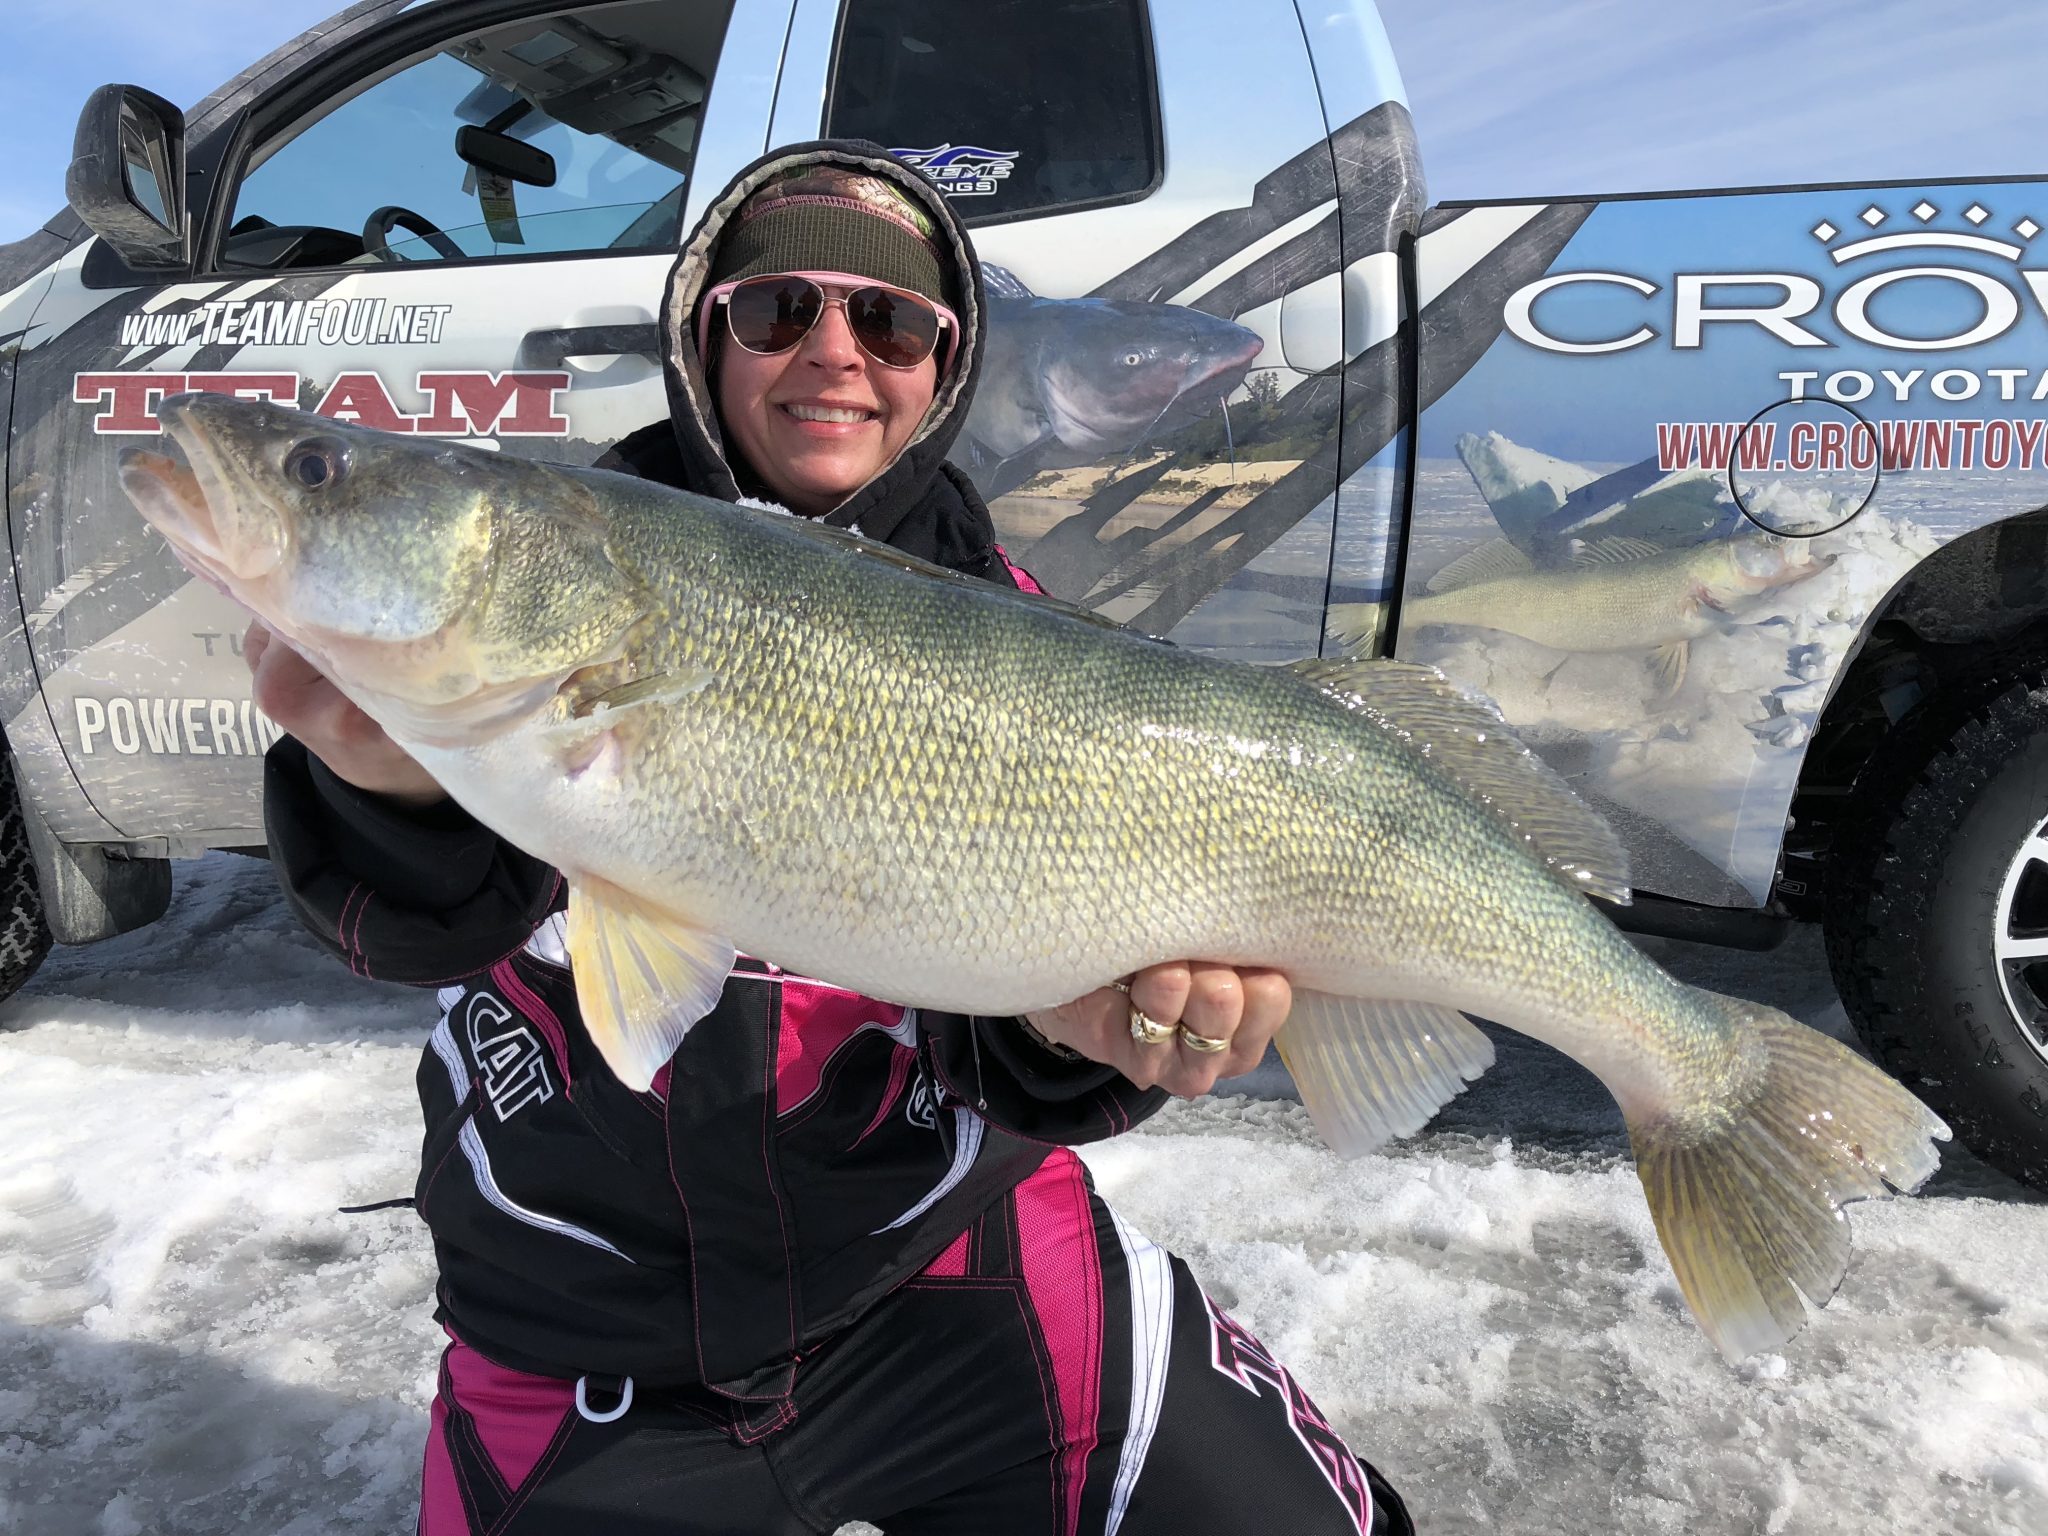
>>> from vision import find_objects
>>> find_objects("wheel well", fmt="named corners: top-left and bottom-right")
top-left (1781, 504), bottom-right (2048, 918)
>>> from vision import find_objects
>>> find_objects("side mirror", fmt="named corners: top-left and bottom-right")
top-left (66, 84), bottom-right (188, 268)
top-left (456, 126), bottom-right (557, 188)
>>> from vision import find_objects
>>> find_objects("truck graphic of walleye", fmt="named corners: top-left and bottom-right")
top-left (960, 264), bottom-right (1265, 497)
top-left (1339, 433), bottom-right (1830, 697)
top-left (1406, 532), bottom-right (1832, 696)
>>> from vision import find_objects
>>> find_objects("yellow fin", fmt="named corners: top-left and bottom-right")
top-left (565, 878), bottom-right (735, 1091)
top-left (1324, 600), bottom-right (1388, 658)
top-left (1275, 992), bottom-right (1496, 1157)
top-left (1629, 994), bottom-right (1949, 1361)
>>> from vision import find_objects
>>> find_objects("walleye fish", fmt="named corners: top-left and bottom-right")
top-left (1407, 534), bottom-right (1832, 694)
top-left (121, 394), bottom-right (1947, 1362)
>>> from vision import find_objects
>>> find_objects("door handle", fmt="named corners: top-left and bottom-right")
top-left (516, 323), bottom-right (661, 369)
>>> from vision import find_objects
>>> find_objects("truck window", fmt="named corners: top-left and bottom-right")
top-left (216, 1), bottom-right (733, 272)
top-left (825, 0), bottom-right (1160, 226)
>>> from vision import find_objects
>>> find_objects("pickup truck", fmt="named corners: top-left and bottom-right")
top-left (3, 0), bottom-right (2045, 1190)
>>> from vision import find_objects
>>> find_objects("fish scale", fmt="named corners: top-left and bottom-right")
top-left (123, 392), bottom-right (1950, 1366)
top-left (547, 505), bottom-right (1372, 1000)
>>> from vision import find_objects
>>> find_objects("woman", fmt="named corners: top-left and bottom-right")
top-left (253, 139), bottom-right (1410, 1536)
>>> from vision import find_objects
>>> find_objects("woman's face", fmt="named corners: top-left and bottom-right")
top-left (712, 291), bottom-right (939, 517)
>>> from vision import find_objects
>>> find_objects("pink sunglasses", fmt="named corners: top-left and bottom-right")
top-left (697, 270), bottom-right (958, 373)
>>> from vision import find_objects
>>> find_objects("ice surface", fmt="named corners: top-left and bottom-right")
top-left (1456, 430), bottom-right (1600, 520)
top-left (0, 856), bottom-right (2041, 1534)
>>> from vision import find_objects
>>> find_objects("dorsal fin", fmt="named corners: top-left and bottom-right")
top-left (1424, 536), bottom-right (1533, 593)
top-left (1288, 658), bottom-right (1631, 903)
top-left (1571, 535), bottom-right (1665, 565)
top-left (980, 262), bottom-right (1037, 300)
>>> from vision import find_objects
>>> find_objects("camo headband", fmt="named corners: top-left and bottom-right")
top-left (707, 167), bottom-right (951, 307)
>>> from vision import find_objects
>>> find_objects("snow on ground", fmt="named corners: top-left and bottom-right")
top-left (1, 853), bottom-right (2043, 1535)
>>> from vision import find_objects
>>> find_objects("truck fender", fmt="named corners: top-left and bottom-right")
top-left (17, 772), bottom-right (171, 945)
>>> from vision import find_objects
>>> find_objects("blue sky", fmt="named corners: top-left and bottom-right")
top-left (5, 1), bottom-right (2048, 242)
top-left (1377, 0), bottom-right (2048, 203)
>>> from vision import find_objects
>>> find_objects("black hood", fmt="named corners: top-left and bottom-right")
top-left (657, 139), bottom-right (986, 539)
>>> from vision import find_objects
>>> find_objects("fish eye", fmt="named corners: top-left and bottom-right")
top-left (285, 438), bottom-right (349, 492)
top-left (1121, 352), bottom-right (1143, 366)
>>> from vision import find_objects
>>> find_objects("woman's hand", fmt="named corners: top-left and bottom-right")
top-left (1022, 961), bottom-right (1290, 1098)
top-left (244, 618), bottom-right (448, 808)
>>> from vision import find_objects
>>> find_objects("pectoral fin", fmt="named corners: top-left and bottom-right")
top-left (566, 877), bottom-right (736, 1091)
top-left (1275, 992), bottom-right (1496, 1157)
top-left (541, 666), bottom-right (717, 779)
top-left (574, 667), bottom-right (715, 718)
top-left (1651, 641), bottom-right (1690, 700)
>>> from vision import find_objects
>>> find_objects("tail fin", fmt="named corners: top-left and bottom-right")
top-left (1629, 996), bottom-right (1949, 1360)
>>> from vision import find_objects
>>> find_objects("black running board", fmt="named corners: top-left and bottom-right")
top-left (1603, 889), bottom-right (1791, 951)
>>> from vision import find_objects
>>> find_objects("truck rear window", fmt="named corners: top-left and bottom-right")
top-left (826, 0), bottom-right (1161, 226)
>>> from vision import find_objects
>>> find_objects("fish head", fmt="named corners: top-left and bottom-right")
top-left (1038, 301), bottom-right (1265, 452)
top-left (1724, 532), bottom-right (1836, 594)
top-left (120, 392), bottom-right (643, 745)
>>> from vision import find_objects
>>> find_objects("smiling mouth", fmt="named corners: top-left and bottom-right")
top-left (781, 403), bottom-right (876, 425)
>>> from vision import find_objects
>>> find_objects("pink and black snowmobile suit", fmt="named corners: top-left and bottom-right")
top-left (265, 140), bottom-right (1409, 1536)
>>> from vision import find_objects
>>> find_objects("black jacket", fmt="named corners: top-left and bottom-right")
top-left (265, 141), bottom-right (1165, 1411)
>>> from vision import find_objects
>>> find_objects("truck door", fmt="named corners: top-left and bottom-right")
top-left (6, 0), bottom-right (791, 847)
top-left (774, 0), bottom-right (1344, 663)
top-left (1402, 182), bottom-right (2048, 908)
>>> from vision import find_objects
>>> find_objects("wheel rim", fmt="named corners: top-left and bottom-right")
top-left (1992, 813), bottom-right (2048, 1067)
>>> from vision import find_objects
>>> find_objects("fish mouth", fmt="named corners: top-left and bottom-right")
top-left (1134, 330), bottom-right (1268, 448)
top-left (117, 441), bottom-right (243, 601)
top-left (1043, 315), bottom-right (1268, 451)
top-left (1766, 548), bottom-right (1838, 587)
top-left (119, 393), bottom-right (286, 588)
top-left (1188, 332), bottom-right (1267, 396)
top-left (1152, 331), bottom-right (1267, 426)
top-left (117, 444), bottom-right (209, 546)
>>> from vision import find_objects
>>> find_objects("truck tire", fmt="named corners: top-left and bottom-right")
top-left (1823, 670), bottom-right (2048, 1189)
top-left (0, 750), bottom-right (53, 1003)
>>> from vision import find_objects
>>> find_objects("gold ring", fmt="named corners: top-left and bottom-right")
top-left (1108, 978), bottom-right (1132, 996)
top-left (1128, 1005), bottom-right (1177, 1046)
top-left (1178, 1026), bottom-right (1231, 1054)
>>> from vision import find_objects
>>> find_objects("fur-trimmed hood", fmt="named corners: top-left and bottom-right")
top-left (656, 139), bottom-right (986, 537)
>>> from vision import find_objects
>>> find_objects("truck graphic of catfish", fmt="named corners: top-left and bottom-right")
top-left (959, 265), bottom-right (1265, 498)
